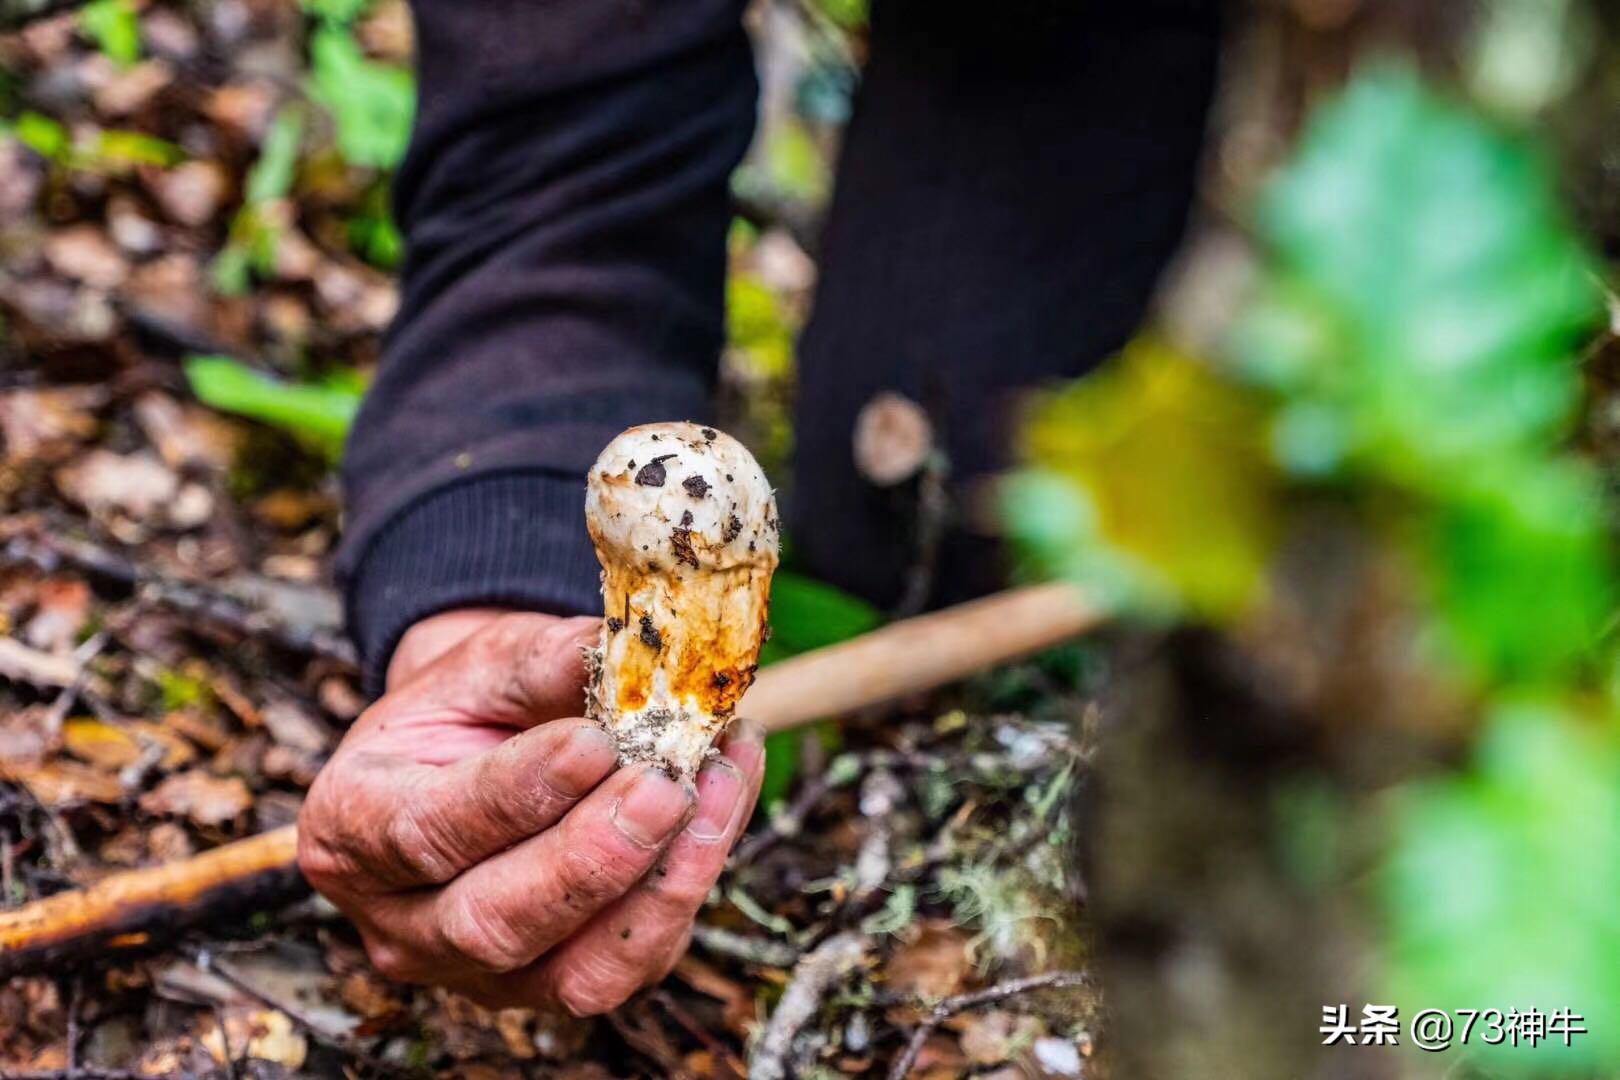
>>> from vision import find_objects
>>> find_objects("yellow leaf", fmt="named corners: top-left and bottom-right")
top-left (1021, 339), bottom-right (1279, 619)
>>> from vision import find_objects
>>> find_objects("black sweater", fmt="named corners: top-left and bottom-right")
top-left (337, 0), bottom-right (1219, 691)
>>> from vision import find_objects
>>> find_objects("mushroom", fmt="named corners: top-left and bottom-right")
top-left (584, 422), bottom-right (780, 776)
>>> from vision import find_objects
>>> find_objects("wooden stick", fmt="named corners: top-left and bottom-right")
top-left (0, 581), bottom-right (1100, 977)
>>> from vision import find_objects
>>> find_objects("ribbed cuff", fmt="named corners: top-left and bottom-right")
top-left (344, 469), bottom-right (602, 696)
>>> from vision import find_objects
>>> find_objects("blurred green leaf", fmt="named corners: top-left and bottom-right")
top-left (308, 24), bottom-right (414, 170)
top-left (300, 0), bottom-right (371, 23)
top-left (1235, 64), bottom-right (1601, 489)
top-left (79, 0), bottom-right (140, 68)
top-left (11, 111), bottom-right (68, 161)
top-left (761, 570), bottom-right (882, 663)
top-left (1010, 339), bottom-right (1279, 621)
top-left (1423, 459), bottom-right (1613, 686)
top-left (246, 106), bottom-right (304, 204)
top-left (94, 129), bottom-right (181, 168)
top-left (1382, 702), bottom-right (1620, 1072)
top-left (212, 107), bottom-right (303, 296)
top-left (184, 355), bottom-right (361, 460)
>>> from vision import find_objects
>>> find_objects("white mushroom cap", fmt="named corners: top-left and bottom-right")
top-left (585, 422), bottom-right (779, 775)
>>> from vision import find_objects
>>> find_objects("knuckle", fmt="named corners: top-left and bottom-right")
top-left (641, 861), bottom-right (713, 914)
top-left (367, 942), bottom-right (416, 983)
top-left (557, 846), bottom-right (637, 908)
top-left (382, 800), bottom-right (459, 885)
top-left (440, 889), bottom-right (532, 973)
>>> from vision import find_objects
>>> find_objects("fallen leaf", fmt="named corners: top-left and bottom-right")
top-left (94, 60), bottom-right (173, 116)
top-left (0, 386), bottom-right (103, 464)
top-left (62, 717), bottom-right (142, 769)
top-left (0, 635), bottom-right (79, 687)
top-left (146, 159), bottom-right (228, 227)
top-left (260, 699), bottom-right (334, 752)
top-left (0, 758), bottom-right (125, 806)
top-left (339, 970), bottom-right (403, 1021)
top-left (134, 391), bottom-right (240, 471)
top-left (22, 576), bottom-right (90, 652)
top-left (54, 449), bottom-right (178, 523)
top-left (955, 1009), bottom-right (1044, 1067)
top-left (44, 225), bottom-right (128, 290)
top-left (200, 1007), bottom-right (307, 1068)
top-left (884, 920), bottom-right (974, 1000)
top-left (139, 769), bottom-right (253, 828)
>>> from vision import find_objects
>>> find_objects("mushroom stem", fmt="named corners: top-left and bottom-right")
top-left (585, 422), bottom-right (780, 776)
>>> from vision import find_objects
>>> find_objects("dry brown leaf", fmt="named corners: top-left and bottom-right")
top-left (955, 1009), bottom-right (1045, 1067)
top-left (94, 60), bottom-right (173, 116)
top-left (146, 160), bottom-right (228, 227)
top-left (885, 920), bottom-right (975, 1000)
top-left (44, 225), bottom-right (128, 290)
top-left (23, 576), bottom-right (91, 652)
top-left (339, 970), bottom-right (404, 1021)
top-left (134, 391), bottom-right (241, 471)
top-left (260, 699), bottom-right (334, 752)
top-left (200, 1007), bottom-right (307, 1069)
top-left (0, 758), bottom-right (125, 806)
top-left (54, 449), bottom-right (179, 523)
top-left (139, 769), bottom-right (253, 828)
top-left (0, 385), bottom-right (103, 464)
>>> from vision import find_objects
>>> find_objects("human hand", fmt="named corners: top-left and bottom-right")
top-left (298, 609), bottom-right (765, 1014)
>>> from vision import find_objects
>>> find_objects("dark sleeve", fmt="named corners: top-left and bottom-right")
top-left (335, 0), bottom-right (757, 690)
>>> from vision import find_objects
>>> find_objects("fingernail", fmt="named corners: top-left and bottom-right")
top-left (686, 760), bottom-right (746, 842)
top-left (546, 725), bottom-right (618, 797)
top-left (612, 767), bottom-right (695, 847)
top-left (720, 717), bottom-right (766, 776)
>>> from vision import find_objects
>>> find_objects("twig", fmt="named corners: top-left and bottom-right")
top-left (690, 923), bottom-right (800, 968)
top-left (652, 989), bottom-right (748, 1079)
top-left (886, 970), bottom-right (1090, 1080)
top-left (213, 1002), bottom-right (238, 1080)
top-left (852, 768), bottom-right (905, 900)
top-left (749, 931), bottom-right (867, 1080)
top-left (0, 528), bottom-right (355, 666)
top-left (891, 451), bottom-right (950, 620)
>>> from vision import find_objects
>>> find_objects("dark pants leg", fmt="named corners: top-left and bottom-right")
top-left (791, 1), bottom-right (1221, 610)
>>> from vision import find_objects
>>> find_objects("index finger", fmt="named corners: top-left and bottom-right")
top-left (300, 717), bottom-right (620, 892)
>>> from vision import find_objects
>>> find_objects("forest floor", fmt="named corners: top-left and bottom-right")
top-left (0, 1), bottom-right (1095, 1075)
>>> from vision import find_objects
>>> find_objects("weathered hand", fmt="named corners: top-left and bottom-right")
top-left (298, 609), bottom-right (764, 1014)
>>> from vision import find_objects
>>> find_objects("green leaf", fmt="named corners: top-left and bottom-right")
top-left (760, 571), bottom-right (882, 663)
top-left (12, 111), bottom-right (68, 161)
top-left (1422, 459), bottom-right (1613, 686)
top-left (184, 355), bottom-right (361, 460)
top-left (79, 0), bottom-right (140, 67)
top-left (93, 129), bottom-right (182, 168)
top-left (300, 0), bottom-right (371, 23)
top-left (1382, 702), bottom-right (1620, 1073)
top-left (1236, 63), bottom-right (1601, 488)
top-left (246, 106), bottom-right (305, 205)
top-left (308, 25), bottom-right (414, 170)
